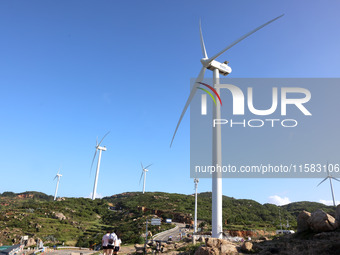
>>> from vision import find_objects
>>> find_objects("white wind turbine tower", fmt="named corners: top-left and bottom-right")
top-left (194, 178), bottom-right (199, 233)
top-left (139, 163), bottom-right (153, 194)
top-left (317, 162), bottom-right (340, 207)
top-left (54, 169), bottom-right (62, 201)
top-left (170, 15), bottom-right (283, 238)
top-left (90, 131), bottom-right (110, 200)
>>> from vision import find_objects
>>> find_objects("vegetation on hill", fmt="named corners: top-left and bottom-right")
top-left (0, 191), bottom-right (335, 248)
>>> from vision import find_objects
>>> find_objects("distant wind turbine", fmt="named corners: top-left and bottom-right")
top-left (317, 162), bottom-right (340, 207)
top-left (139, 163), bottom-right (152, 194)
top-left (90, 131), bottom-right (110, 200)
top-left (54, 169), bottom-right (62, 201)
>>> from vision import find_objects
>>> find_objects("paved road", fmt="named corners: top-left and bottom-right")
top-left (153, 223), bottom-right (187, 242)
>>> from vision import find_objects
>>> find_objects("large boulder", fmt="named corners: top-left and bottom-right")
top-left (134, 244), bottom-right (144, 252)
top-left (206, 237), bottom-right (220, 248)
top-left (204, 238), bottom-right (238, 255)
top-left (25, 238), bottom-right (36, 247)
top-left (220, 243), bottom-right (238, 255)
top-left (53, 212), bottom-right (66, 221)
top-left (297, 210), bottom-right (311, 232)
top-left (335, 204), bottom-right (340, 222)
top-left (195, 247), bottom-right (219, 255)
top-left (241, 241), bottom-right (253, 252)
top-left (308, 209), bottom-right (338, 232)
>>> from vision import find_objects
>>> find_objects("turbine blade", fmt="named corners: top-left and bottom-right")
top-left (199, 19), bottom-right (208, 59)
top-left (90, 149), bottom-right (97, 176)
top-left (170, 66), bottom-right (206, 147)
top-left (331, 177), bottom-right (340, 182)
top-left (53, 175), bottom-right (57, 180)
top-left (207, 14), bottom-right (284, 63)
top-left (98, 131), bottom-right (110, 147)
top-left (139, 171), bottom-right (144, 184)
top-left (144, 164), bottom-right (153, 169)
top-left (317, 177), bottom-right (328, 187)
top-left (141, 162), bottom-right (144, 170)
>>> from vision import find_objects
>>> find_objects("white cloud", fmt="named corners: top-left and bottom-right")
top-left (268, 195), bottom-right (291, 206)
top-left (319, 199), bottom-right (340, 206)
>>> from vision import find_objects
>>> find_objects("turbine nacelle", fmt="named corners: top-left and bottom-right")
top-left (200, 58), bottom-right (232, 76)
top-left (206, 60), bottom-right (232, 76)
top-left (96, 145), bottom-right (107, 151)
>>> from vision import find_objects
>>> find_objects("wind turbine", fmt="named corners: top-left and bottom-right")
top-left (317, 162), bottom-right (340, 207)
top-left (139, 163), bottom-right (152, 194)
top-left (90, 131), bottom-right (110, 200)
top-left (53, 169), bottom-right (62, 201)
top-left (194, 178), bottom-right (199, 233)
top-left (170, 15), bottom-right (284, 238)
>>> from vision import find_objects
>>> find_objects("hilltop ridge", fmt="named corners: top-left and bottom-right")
top-left (0, 191), bottom-right (335, 247)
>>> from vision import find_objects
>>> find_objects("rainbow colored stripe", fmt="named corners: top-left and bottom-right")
top-left (197, 82), bottom-right (222, 106)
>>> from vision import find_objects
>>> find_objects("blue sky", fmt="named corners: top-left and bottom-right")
top-left (0, 0), bottom-right (340, 206)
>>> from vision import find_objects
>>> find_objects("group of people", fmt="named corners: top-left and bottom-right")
top-left (102, 230), bottom-right (122, 255)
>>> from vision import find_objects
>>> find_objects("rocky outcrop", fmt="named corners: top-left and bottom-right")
top-left (26, 238), bottom-right (36, 247)
top-left (134, 244), bottom-right (145, 254)
top-left (250, 231), bottom-right (340, 255)
top-left (195, 247), bottom-right (219, 255)
top-left (335, 204), bottom-right (340, 222)
top-left (240, 241), bottom-right (253, 252)
top-left (297, 209), bottom-right (339, 233)
top-left (308, 209), bottom-right (338, 232)
top-left (225, 229), bottom-right (275, 238)
top-left (52, 212), bottom-right (66, 221)
top-left (297, 210), bottom-right (311, 232)
top-left (194, 238), bottom-right (238, 255)
top-left (17, 194), bottom-right (34, 199)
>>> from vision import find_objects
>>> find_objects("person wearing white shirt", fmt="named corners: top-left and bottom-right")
top-left (102, 230), bottom-right (111, 255)
top-left (114, 234), bottom-right (121, 255)
top-left (107, 231), bottom-right (117, 255)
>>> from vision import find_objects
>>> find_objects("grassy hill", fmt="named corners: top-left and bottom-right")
top-left (0, 191), bottom-right (335, 247)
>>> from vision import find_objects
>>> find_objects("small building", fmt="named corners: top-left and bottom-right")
top-left (0, 244), bottom-right (24, 255)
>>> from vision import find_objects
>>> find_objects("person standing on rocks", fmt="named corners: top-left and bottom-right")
top-left (102, 230), bottom-right (111, 255)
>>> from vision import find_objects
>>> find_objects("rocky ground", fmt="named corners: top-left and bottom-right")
top-left (192, 233), bottom-right (340, 255)
top-left (248, 231), bottom-right (340, 255)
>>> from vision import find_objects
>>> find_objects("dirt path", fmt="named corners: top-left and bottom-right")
top-left (119, 244), bottom-right (135, 255)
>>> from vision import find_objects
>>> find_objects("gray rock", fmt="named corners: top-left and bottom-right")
top-left (205, 238), bottom-right (238, 255)
top-left (194, 246), bottom-right (219, 255)
top-left (53, 212), bottom-right (66, 221)
top-left (26, 238), bottom-right (36, 247)
top-left (241, 241), bottom-right (253, 252)
top-left (134, 244), bottom-right (144, 251)
top-left (297, 210), bottom-right (311, 232)
top-left (308, 209), bottom-right (338, 232)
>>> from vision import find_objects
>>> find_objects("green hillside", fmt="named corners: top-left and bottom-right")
top-left (0, 191), bottom-right (335, 247)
